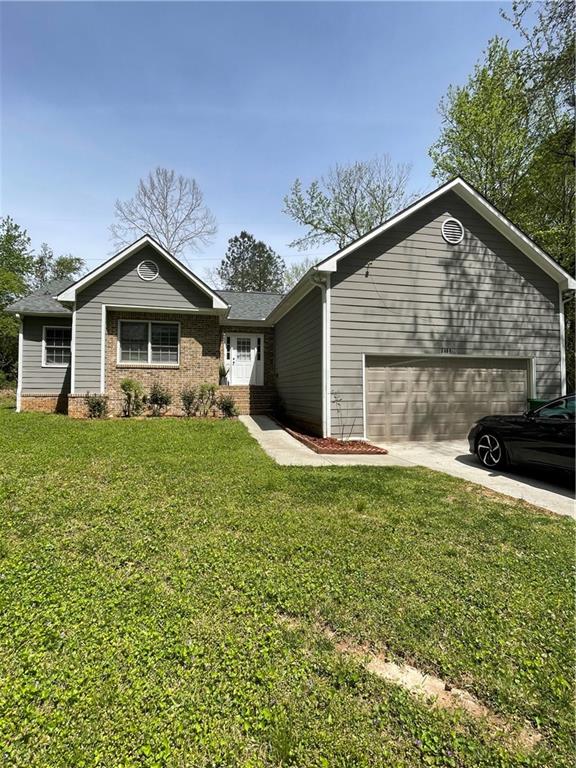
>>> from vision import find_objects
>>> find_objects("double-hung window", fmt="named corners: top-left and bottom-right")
top-left (43, 326), bottom-right (72, 366)
top-left (118, 320), bottom-right (179, 365)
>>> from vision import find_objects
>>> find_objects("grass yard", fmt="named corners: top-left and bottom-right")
top-left (0, 401), bottom-right (574, 767)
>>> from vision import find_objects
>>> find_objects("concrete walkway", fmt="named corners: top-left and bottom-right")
top-left (240, 416), bottom-right (575, 518)
top-left (240, 415), bottom-right (410, 467)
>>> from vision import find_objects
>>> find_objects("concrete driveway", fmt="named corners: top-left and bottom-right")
top-left (240, 418), bottom-right (574, 518)
top-left (380, 440), bottom-right (575, 518)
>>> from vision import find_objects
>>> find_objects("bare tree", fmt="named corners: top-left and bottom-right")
top-left (283, 256), bottom-right (317, 290)
top-left (283, 155), bottom-right (418, 250)
top-left (110, 167), bottom-right (217, 256)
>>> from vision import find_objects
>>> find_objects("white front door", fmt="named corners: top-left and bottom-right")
top-left (229, 335), bottom-right (263, 385)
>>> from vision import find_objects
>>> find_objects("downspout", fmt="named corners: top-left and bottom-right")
top-left (310, 272), bottom-right (331, 438)
top-left (560, 289), bottom-right (574, 394)
top-left (16, 313), bottom-right (22, 413)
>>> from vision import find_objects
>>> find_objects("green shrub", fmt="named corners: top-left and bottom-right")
top-left (148, 382), bottom-right (172, 416)
top-left (218, 363), bottom-right (229, 385)
top-left (120, 378), bottom-right (145, 417)
top-left (196, 383), bottom-right (217, 417)
top-left (83, 393), bottom-right (108, 419)
top-left (218, 394), bottom-right (238, 418)
top-left (0, 371), bottom-right (16, 390)
top-left (180, 386), bottom-right (197, 417)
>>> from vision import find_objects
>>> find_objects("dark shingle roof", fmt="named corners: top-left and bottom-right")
top-left (6, 279), bottom-right (73, 315)
top-left (6, 280), bottom-right (285, 322)
top-left (217, 291), bottom-right (285, 321)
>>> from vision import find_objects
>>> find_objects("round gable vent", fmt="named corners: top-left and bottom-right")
top-left (137, 259), bottom-right (159, 281)
top-left (441, 218), bottom-right (464, 245)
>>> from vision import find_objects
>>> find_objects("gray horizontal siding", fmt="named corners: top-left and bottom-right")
top-left (275, 286), bottom-right (323, 434)
top-left (21, 316), bottom-right (71, 394)
top-left (74, 245), bottom-right (215, 393)
top-left (330, 191), bottom-right (562, 438)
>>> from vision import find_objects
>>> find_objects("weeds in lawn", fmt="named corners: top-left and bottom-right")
top-left (0, 404), bottom-right (573, 767)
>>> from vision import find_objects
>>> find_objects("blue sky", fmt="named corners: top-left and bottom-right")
top-left (1, 1), bottom-right (522, 278)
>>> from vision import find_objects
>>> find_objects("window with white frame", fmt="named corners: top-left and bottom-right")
top-left (118, 320), bottom-right (179, 364)
top-left (43, 326), bottom-right (72, 366)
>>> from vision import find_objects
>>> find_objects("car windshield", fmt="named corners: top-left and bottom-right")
top-left (535, 396), bottom-right (575, 420)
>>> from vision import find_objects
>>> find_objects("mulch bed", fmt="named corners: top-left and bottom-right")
top-left (284, 425), bottom-right (388, 455)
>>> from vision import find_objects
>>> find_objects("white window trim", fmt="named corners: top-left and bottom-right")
top-left (42, 325), bottom-right (72, 368)
top-left (116, 319), bottom-right (180, 366)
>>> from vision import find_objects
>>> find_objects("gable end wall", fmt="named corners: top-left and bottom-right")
top-left (73, 245), bottom-right (215, 393)
top-left (329, 191), bottom-right (562, 438)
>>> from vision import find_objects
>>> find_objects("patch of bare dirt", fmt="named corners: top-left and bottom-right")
top-left (276, 613), bottom-right (541, 752)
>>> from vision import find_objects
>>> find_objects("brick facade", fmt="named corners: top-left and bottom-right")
top-left (65, 312), bottom-right (276, 418)
top-left (101, 310), bottom-right (220, 415)
top-left (20, 393), bottom-right (68, 414)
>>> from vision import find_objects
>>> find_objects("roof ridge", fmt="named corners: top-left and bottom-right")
top-left (217, 289), bottom-right (285, 295)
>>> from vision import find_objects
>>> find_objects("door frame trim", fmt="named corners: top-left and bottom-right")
top-left (228, 333), bottom-right (264, 386)
top-left (362, 353), bottom-right (536, 441)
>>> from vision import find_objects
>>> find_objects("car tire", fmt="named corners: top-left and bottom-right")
top-left (476, 432), bottom-right (507, 469)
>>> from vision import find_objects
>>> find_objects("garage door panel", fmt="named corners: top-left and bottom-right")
top-left (366, 356), bottom-right (529, 442)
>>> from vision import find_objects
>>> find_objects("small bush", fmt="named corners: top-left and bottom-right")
top-left (84, 393), bottom-right (108, 419)
top-left (0, 372), bottom-right (16, 390)
top-left (180, 386), bottom-right (197, 417)
top-left (218, 394), bottom-right (238, 418)
top-left (120, 378), bottom-right (145, 417)
top-left (148, 382), bottom-right (172, 416)
top-left (196, 383), bottom-right (217, 417)
top-left (219, 363), bottom-right (229, 385)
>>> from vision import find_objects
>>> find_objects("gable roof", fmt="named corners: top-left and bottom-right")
top-left (56, 234), bottom-right (229, 309)
top-left (315, 177), bottom-right (576, 290)
top-left (6, 279), bottom-right (73, 315)
top-left (217, 290), bottom-right (284, 321)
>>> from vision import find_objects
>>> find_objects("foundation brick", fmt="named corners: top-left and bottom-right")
top-left (20, 394), bottom-right (68, 414)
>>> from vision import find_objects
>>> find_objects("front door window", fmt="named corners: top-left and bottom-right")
top-left (236, 337), bottom-right (252, 362)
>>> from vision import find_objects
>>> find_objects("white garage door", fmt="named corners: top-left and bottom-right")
top-left (365, 356), bottom-right (529, 442)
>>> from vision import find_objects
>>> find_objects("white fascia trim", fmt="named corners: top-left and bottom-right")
top-left (559, 287), bottom-right (566, 394)
top-left (56, 235), bottom-right (229, 310)
top-left (104, 303), bottom-right (227, 316)
top-left (100, 305), bottom-right (106, 394)
top-left (12, 311), bottom-right (71, 317)
top-left (70, 308), bottom-right (76, 393)
top-left (219, 318), bottom-right (274, 327)
top-left (16, 314), bottom-right (23, 412)
top-left (266, 269), bottom-right (320, 325)
top-left (316, 177), bottom-right (576, 291)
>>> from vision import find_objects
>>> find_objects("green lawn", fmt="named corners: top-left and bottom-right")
top-left (0, 401), bottom-right (573, 767)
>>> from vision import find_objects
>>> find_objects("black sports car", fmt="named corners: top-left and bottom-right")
top-left (468, 394), bottom-right (575, 472)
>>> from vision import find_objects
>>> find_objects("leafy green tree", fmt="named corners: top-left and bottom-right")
top-left (429, 12), bottom-right (575, 389)
top-left (0, 217), bottom-right (33, 377)
top-left (284, 155), bottom-right (417, 250)
top-left (429, 37), bottom-right (534, 214)
top-left (217, 232), bottom-right (285, 292)
top-left (30, 243), bottom-right (85, 289)
top-left (0, 217), bottom-right (85, 379)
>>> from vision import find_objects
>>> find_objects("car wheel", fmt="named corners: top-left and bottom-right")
top-left (476, 432), bottom-right (507, 469)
